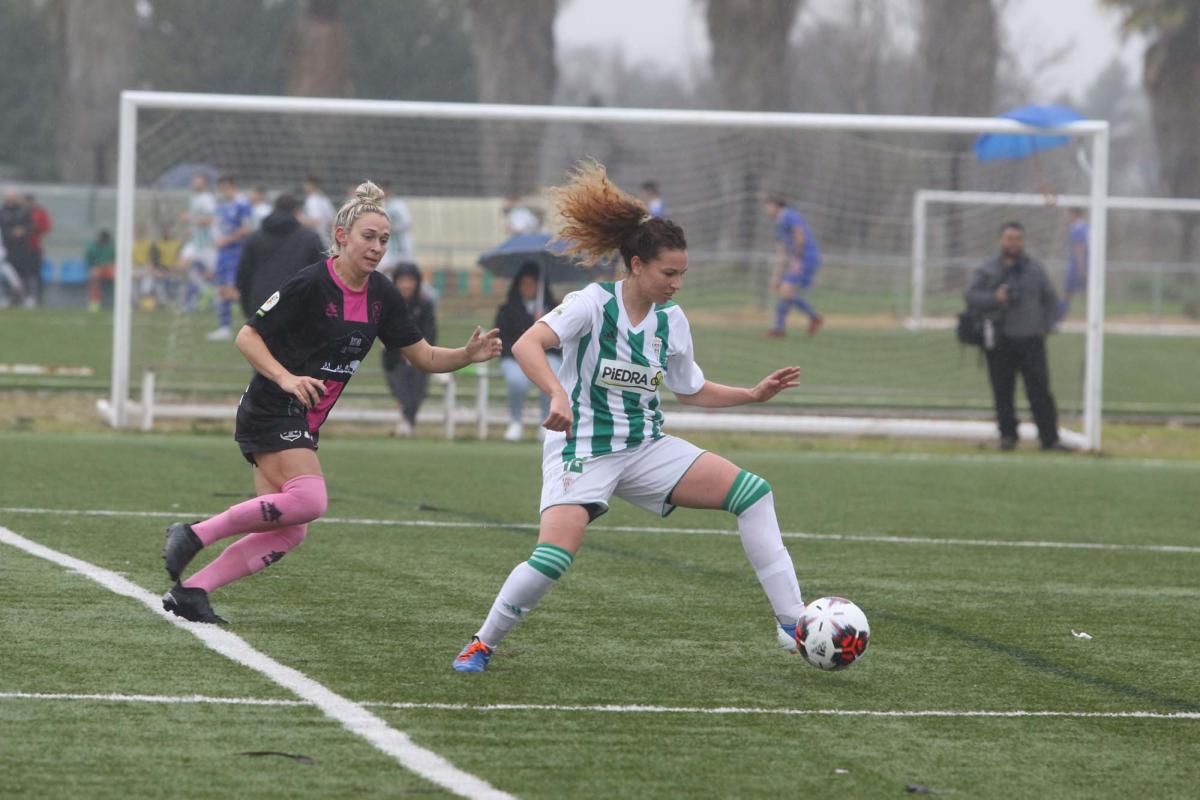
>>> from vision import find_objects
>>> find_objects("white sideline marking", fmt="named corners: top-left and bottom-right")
top-left (3, 506), bottom-right (1198, 556)
top-left (0, 526), bottom-right (513, 800)
top-left (2, 692), bottom-right (1197, 721)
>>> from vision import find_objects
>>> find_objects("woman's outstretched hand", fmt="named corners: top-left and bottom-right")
top-left (465, 326), bottom-right (503, 363)
top-left (750, 366), bottom-right (801, 403)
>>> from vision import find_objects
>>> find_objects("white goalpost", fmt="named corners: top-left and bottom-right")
top-left (910, 189), bottom-right (1200, 332)
top-left (103, 90), bottom-right (1111, 450)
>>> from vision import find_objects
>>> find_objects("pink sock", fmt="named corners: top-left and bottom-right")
top-left (184, 525), bottom-right (308, 594)
top-left (192, 474), bottom-right (326, 546)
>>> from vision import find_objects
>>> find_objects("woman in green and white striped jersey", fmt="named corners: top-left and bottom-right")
top-left (453, 162), bottom-right (806, 672)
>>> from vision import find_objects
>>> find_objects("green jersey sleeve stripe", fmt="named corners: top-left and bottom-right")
top-left (624, 329), bottom-right (648, 447)
top-left (651, 310), bottom-right (671, 438)
top-left (587, 297), bottom-right (620, 456)
top-left (561, 331), bottom-right (593, 462)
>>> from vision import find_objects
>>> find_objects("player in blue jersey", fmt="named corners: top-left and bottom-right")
top-left (764, 195), bottom-right (823, 337)
top-left (160, 181), bottom-right (501, 623)
top-left (207, 175), bottom-right (255, 341)
top-left (453, 162), bottom-right (807, 672)
top-left (1058, 208), bottom-right (1088, 322)
top-left (640, 180), bottom-right (666, 218)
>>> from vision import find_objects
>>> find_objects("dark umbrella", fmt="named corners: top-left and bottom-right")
top-left (478, 232), bottom-right (583, 283)
top-left (478, 232), bottom-right (615, 303)
top-left (153, 163), bottom-right (220, 190)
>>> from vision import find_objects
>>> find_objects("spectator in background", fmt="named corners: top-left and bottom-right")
top-left (207, 175), bottom-right (254, 341)
top-left (248, 185), bottom-right (273, 230)
top-left (0, 239), bottom-right (24, 305)
top-left (494, 261), bottom-right (560, 442)
top-left (0, 188), bottom-right (36, 308)
top-left (236, 193), bottom-right (324, 321)
top-left (179, 173), bottom-right (217, 312)
top-left (300, 175), bottom-right (336, 249)
top-left (139, 225), bottom-right (185, 311)
top-left (25, 193), bottom-right (51, 306)
top-left (1057, 208), bottom-right (1088, 322)
top-left (502, 194), bottom-right (540, 236)
top-left (379, 180), bottom-right (415, 275)
top-left (964, 222), bottom-right (1068, 452)
top-left (382, 263), bottom-right (437, 437)
top-left (85, 229), bottom-right (116, 312)
top-left (764, 195), bottom-right (823, 337)
top-left (639, 181), bottom-right (666, 218)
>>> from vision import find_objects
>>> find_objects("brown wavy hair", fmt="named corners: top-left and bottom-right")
top-left (550, 160), bottom-right (686, 270)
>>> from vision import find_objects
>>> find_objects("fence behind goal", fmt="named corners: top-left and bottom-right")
top-left (106, 92), bottom-right (1119, 448)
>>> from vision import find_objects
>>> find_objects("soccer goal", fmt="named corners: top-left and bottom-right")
top-left (910, 189), bottom-right (1200, 330)
top-left (103, 91), bottom-right (1112, 449)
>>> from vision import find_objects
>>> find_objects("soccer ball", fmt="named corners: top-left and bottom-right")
top-left (794, 597), bottom-right (870, 671)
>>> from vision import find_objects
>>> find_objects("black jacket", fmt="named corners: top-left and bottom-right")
top-left (237, 210), bottom-right (326, 320)
top-left (382, 265), bottom-right (437, 370)
top-left (0, 202), bottom-right (33, 261)
top-left (494, 284), bottom-right (558, 359)
top-left (964, 253), bottom-right (1059, 338)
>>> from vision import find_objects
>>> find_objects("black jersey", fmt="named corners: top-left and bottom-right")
top-left (242, 258), bottom-right (423, 431)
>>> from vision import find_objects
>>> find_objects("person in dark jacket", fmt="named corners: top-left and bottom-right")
top-left (494, 261), bottom-right (560, 442)
top-left (236, 193), bottom-right (325, 320)
top-left (964, 222), bottom-right (1069, 452)
top-left (0, 189), bottom-right (36, 308)
top-left (383, 263), bottom-right (437, 436)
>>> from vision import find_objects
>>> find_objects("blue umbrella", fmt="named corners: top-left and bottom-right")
top-left (974, 105), bottom-right (1084, 162)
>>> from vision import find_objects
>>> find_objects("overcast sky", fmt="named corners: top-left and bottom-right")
top-left (556, 0), bottom-right (1144, 101)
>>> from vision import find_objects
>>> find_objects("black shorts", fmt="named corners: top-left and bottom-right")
top-left (235, 404), bottom-right (319, 465)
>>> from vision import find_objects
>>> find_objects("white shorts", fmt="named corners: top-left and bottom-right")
top-left (180, 243), bottom-right (215, 272)
top-left (539, 435), bottom-right (706, 518)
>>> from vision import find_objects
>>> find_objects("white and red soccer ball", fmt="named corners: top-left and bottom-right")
top-left (792, 596), bottom-right (870, 671)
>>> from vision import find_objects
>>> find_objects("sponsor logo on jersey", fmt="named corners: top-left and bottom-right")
top-left (596, 359), bottom-right (662, 394)
top-left (319, 360), bottom-right (361, 376)
top-left (256, 290), bottom-right (281, 317)
top-left (325, 302), bottom-right (339, 318)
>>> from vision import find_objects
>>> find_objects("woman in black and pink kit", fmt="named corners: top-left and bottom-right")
top-left (161, 181), bottom-right (502, 623)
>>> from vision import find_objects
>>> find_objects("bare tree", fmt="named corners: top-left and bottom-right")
top-left (918, 0), bottom-right (998, 284)
top-left (706, 0), bottom-right (800, 113)
top-left (51, 0), bottom-right (138, 184)
top-left (1104, 0), bottom-right (1200, 258)
top-left (917, 0), bottom-right (998, 118)
top-left (466, 0), bottom-right (559, 196)
top-left (286, 0), bottom-right (352, 98)
top-left (703, 0), bottom-right (802, 261)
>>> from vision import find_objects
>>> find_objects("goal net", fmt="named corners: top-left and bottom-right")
top-left (105, 92), bottom-right (1115, 448)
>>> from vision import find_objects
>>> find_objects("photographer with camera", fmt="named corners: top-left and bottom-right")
top-left (965, 222), bottom-right (1069, 452)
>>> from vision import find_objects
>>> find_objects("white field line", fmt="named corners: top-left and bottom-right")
top-left (1, 692), bottom-right (1197, 721)
top-left (2, 506), bottom-right (1198, 556)
top-left (0, 526), bottom-right (513, 800)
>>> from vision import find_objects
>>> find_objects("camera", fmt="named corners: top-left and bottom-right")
top-left (1002, 282), bottom-right (1020, 305)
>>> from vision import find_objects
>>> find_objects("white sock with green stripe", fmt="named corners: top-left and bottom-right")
top-left (475, 544), bottom-right (575, 649)
top-left (724, 470), bottom-right (805, 626)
